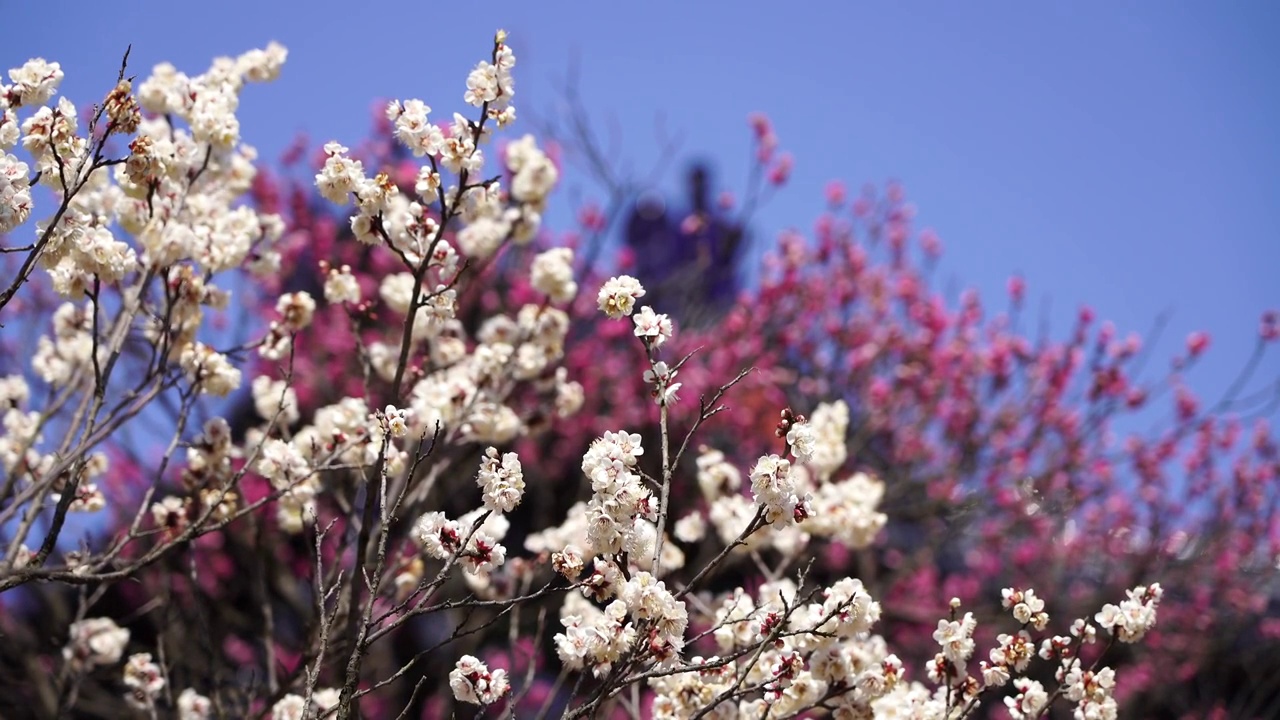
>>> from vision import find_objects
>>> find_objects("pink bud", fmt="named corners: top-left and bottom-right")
top-left (886, 181), bottom-right (904, 204)
top-left (1176, 386), bottom-right (1199, 421)
top-left (577, 203), bottom-right (606, 232)
top-left (1126, 388), bottom-right (1147, 409)
top-left (1186, 331), bottom-right (1210, 356)
top-left (852, 196), bottom-right (872, 218)
top-left (748, 111), bottom-right (772, 139)
top-left (1260, 310), bottom-right (1279, 342)
top-left (824, 180), bottom-right (847, 207)
top-left (1007, 275), bottom-right (1025, 303)
top-left (920, 228), bottom-right (942, 258)
top-left (767, 153), bottom-right (793, 186)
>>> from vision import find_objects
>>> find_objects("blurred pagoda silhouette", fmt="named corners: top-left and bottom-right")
top-left (623, 163), bottom-right (746, 329)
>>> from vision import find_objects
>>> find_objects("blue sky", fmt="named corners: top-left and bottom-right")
top-left (9, 0), bottom-right (1279, 412)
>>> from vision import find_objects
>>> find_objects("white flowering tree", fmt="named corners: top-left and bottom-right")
top-left (0, 33), bottom-right (1163, 719)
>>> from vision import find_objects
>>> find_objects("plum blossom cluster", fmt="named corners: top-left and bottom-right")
top-left (245, 392), bottom-right (423, 532)
top-left (267, 689), bottom-right (341, 720)
top-left (477, 445), bottom-right (524, 513)
top-left (1094, 582), bottom-right (1162, 643)
top-left (667, 402), bottom-right (888, 559)
top-left (15, 49), bottom-right (284, 302)
top-left (62, 617), bottom-right (129, 670)
top-left (597, 274), bottom-right (645, 319)
top-left (0, 144), bottom-right (31, 234)
top-left (0, 44), bottom-right (287, 590)
top-left (531, 246), bottom-right (576, 303)
top-left (633, 305), bottom-right (674, 349)
top-left (579, 430), bottom-right (657, 556)
top-left (392, 296), bottom-right (579, 444)
top-left (750, 453), bottom-right (807, 525)
top-left (554, 569), bottom-right (690, 676)
top-left (413, 509), bottom-right (509, 578)
top-left (450, 655), bottom-right (510, 705)
top-left (903, 583), bottom-right (1161, 720)
top-left (651, 577), bottom-right (898, 718)
top-left (122, 652), bottom-right (165, 711)
top-left (646, 574), bottom-right (1165, 719)
top-left (308, 111), bottom-right (581, 446)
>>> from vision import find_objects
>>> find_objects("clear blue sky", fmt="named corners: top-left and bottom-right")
top-left (9, 0), bottom-right (1279, 410)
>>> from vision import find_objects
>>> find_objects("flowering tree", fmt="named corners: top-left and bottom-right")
top-left (0, 29), bottom-right (1266, 720)
top-left (235, 67), bottom-right (1280, 717)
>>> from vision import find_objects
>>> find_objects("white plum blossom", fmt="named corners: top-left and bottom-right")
top-left (122, 652), bottom-right (166, 710)
top-left (150, 496), bottom-right (189, 535)
top-left (0, 152), bottom-right (32, 233)
top-left (530, 247), bottom-right (577, 303)
top-left (7, 58), bottom-right (64, 107)
top-left (464, 62), bottom-right (500, 107)
top-left (1063, 661), bottom-right (1118, 719)
top-left (643, 361), bottom-right (682, 406)
top-left (176, 688), bottom-right (212, 720)
top-left (323, 263), bottom-right (361, 304)
top-left (989, 630), bottom-right (1035, 674)
top-left (0, 107), bottom-right (18, 150)
top-left (804, 471), bottom-right (887, 549)
top-left (379, 272), bottom-right (417, 315)
top-left (1002, 587), bottom-right (1049, 630)
top-left (0, 375), bottom-right (29, 408)
top-left (414, 166), bottom-right (441, 202)
top-left (785, 420), bottom-right (816, 464)
top-left (315, 142), bottom-right (364, 204)
top-left (621, 571), bottom-right (689, 656)
top-left (477, 446), bottom-right (524, 513)
top-left (1005, 678), bottom-right (1050, 719)
top-left (180, 343), bottom-right (242, 396)
top-left (552, 545), bottom-right (586, 580)
top-left (674, 512), bottom-right (706, 543)
top-left (252, 376), bottom-right (299, 426)
top-left (1095, 583), bottom-right (1162, 643)
top-left (63, 617), bottom-right (130, 669)
top-left (312, 688), bottom-right (341, 715)
top-left (236, 42), bottom-right (287, 82)
top-left (254, 438), bottom-right (312, 490)
top-left (455, 212), bottom-right (507, 259)
top-left (633, 305), bottom-right (674, 348)
top-left (275, 291), bottom-right (316, 331)
top-left (506, 134), bottom-right (557, 207)
top-left (933, 612), bottom-right (977, 665)
top-left (580, 431), bottom-right (653, 556)
top-left (450, 655), bottom-right (510, 705)
top-left (412, 510), bottom-right (507, 576)
top-left (414, 511), bottom-right (460, 560)
top-left (383, 405), bottom-right (409, 437)
top-left (750, 454), bottom-right (801, 525)
top-left (387, 98), bottom-right (444, 157)
top-left (269, 694), bottom-right (306, 720)
top-left (597, 275), bottom-right (645, 319)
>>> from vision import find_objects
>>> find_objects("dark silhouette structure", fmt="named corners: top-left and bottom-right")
top-left (623, 164), bottom-right (746, 329)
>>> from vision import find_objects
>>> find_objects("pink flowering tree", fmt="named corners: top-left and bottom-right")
top-left (750, 179), bottom-right (1280, 717)
top-left (0, 29), bottom-right (1270, 720)
top-left (236, 81), bottom-right (1280, 717)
